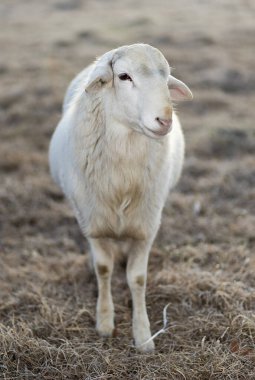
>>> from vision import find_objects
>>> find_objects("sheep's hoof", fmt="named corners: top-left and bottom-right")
top-left (136, 339), bottom-right (155, 353)
top-left (96, 322), bottom-right (114, 338)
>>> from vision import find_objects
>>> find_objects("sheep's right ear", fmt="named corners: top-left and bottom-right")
top-left (85, 51), bottom-right (115, 93)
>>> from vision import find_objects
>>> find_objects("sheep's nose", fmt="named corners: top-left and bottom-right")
top-left (155, 117), bottom-right (172, 128)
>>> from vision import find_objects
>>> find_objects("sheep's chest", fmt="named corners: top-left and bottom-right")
top-left (87, 162), bottom-right (153, 240)
top-left (93, 184), bottom-right (144, 239)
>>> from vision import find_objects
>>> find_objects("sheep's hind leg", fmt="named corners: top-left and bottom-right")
top-left (127, 240), bottom-right (154, 352)
top-left (89, 238), bottom-right (115, 337)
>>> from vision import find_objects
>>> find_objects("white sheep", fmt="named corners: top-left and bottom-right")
top-left (49, 43), bottom-right (192, 352)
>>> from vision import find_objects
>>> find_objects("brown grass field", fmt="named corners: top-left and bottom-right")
top-left (0, 0), bottom-right (255, 378)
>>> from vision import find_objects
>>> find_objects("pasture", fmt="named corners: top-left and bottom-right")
top-left (0, 0), bottom-right (255, 378)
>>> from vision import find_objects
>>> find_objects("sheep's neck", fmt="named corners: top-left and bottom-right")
top-left (77, 93), bottom-right (153, 167)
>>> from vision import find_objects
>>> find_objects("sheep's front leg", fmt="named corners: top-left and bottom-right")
top-left (89, 238), bottom-right (114, 337)
top-left (127, 240), bottom-right (154, 352)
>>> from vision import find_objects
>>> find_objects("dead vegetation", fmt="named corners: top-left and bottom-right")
top-left (0, 0), bottom-right (255, 378)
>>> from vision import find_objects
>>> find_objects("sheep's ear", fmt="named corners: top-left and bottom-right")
top-left (168, 75), bottom-right (193, 101)
top-left (85, 51), bottom-right (115, 92)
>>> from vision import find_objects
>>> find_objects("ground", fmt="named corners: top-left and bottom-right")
top-left (0, 0), bottom-right (255, 379)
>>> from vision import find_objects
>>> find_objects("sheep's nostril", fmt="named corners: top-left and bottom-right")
top-left (156, 117), bottom-right (172, 128)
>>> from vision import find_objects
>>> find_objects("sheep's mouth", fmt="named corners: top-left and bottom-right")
top-left (144, 126), bottom-right (171, 137)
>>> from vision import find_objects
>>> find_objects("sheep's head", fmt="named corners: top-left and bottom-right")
top-left (85, 44), bottom-right (193, 139)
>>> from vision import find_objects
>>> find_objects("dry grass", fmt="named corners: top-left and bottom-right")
top-left (0, 0), bottom-right (255, 378)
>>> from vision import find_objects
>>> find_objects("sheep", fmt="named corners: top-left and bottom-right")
top-left (49, 43), bottom-right (193, 352)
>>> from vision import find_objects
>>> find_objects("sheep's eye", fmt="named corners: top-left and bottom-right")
top-left (118, 73), bottom-right (132, 81)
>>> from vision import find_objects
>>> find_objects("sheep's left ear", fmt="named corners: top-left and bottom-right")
top-left (85, 50), bottom-right (116, 92)
top-left (168, 75), bottom-right (193, 101)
